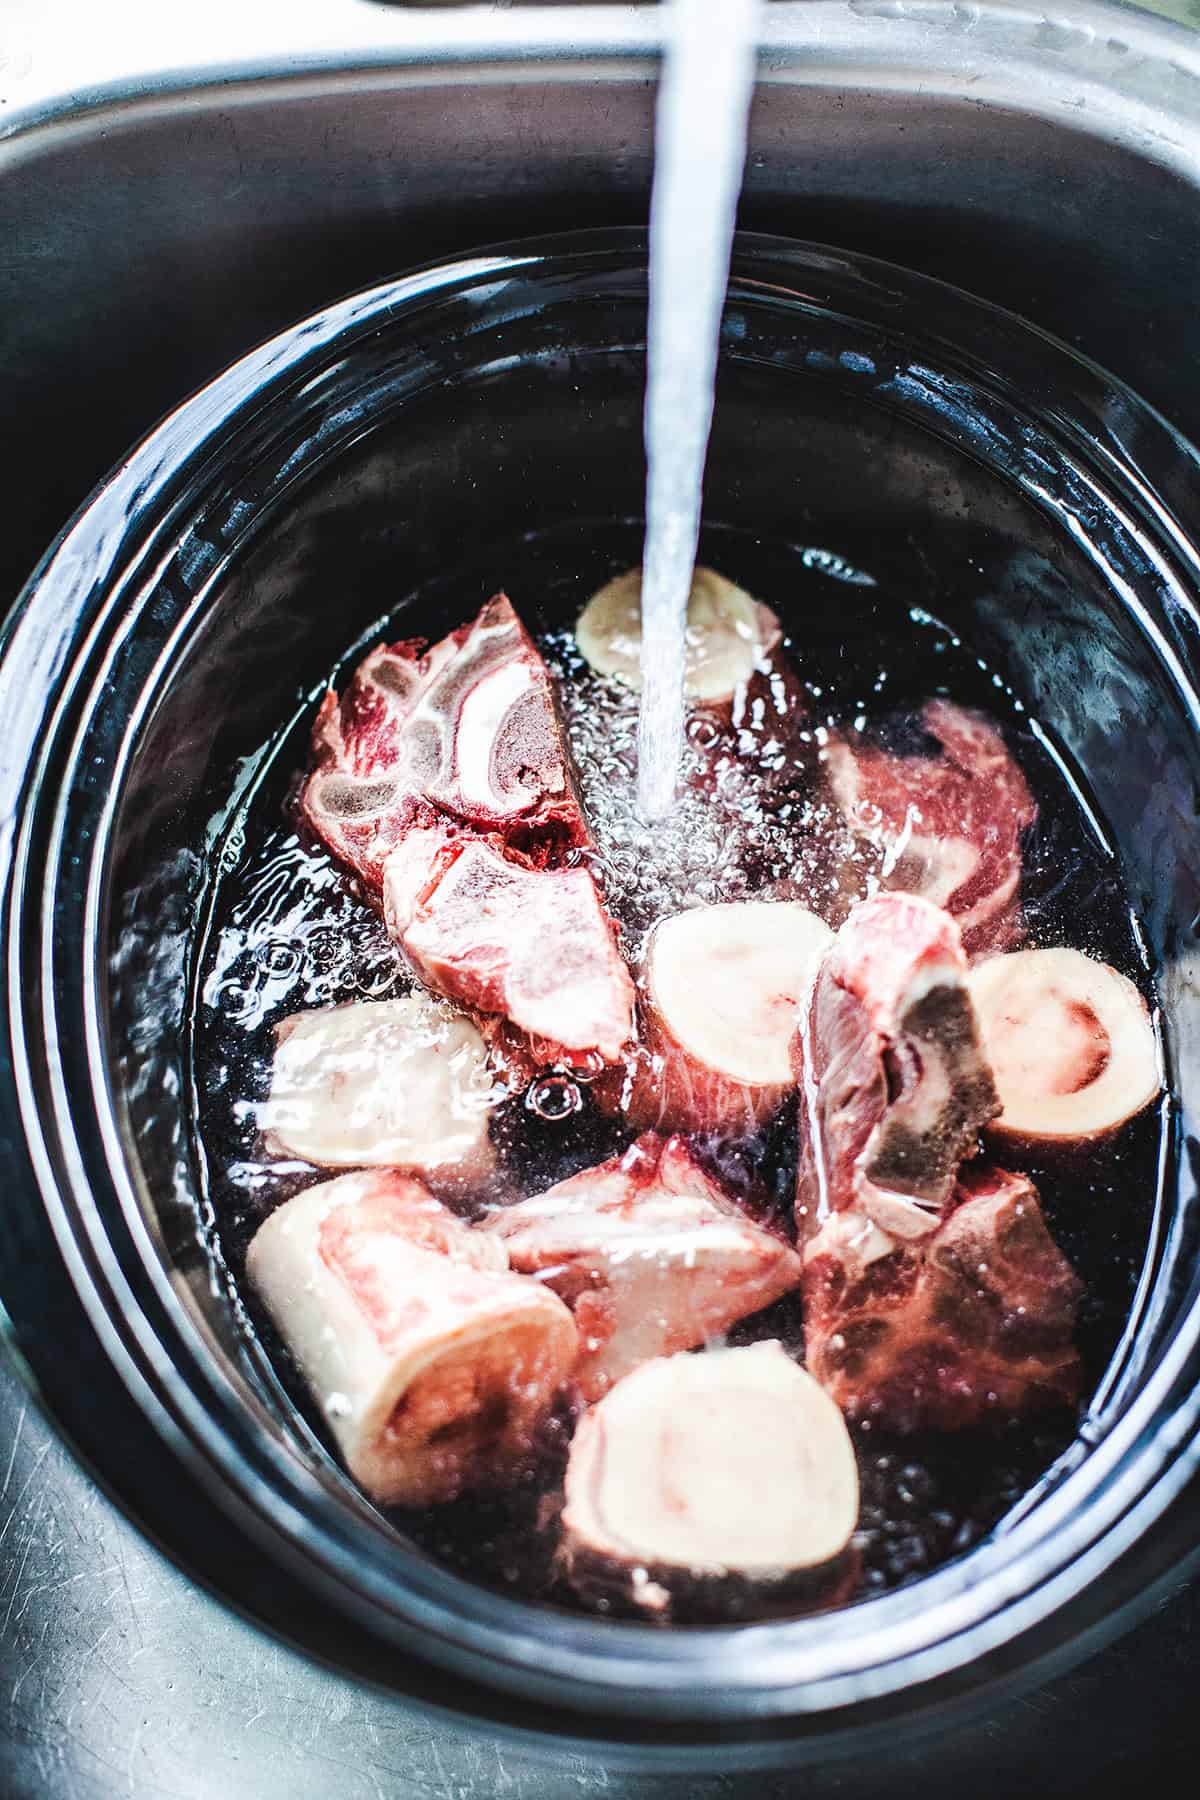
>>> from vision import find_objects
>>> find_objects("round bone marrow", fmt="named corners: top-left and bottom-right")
top-left (575, 565), bottom-right (776, 702)
top-left (560, 1342), bottom-right (859, 1607)
top-left (967, 946), bottom-right (1160, 1142)
top-left (624, 900), bottom-right (833, 1133)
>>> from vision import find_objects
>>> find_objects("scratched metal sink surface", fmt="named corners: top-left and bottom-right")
top-left (0, 1356), bottom-right (1197, 1800)
top-left (3, 1), bottom-right (1200, 1792)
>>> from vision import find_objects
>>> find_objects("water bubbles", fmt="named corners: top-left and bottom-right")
top-left (801, 546), bottom-right (878, 587)
top-left (354, 950), bottom-right (402, 999)
top-left (218, 826), bottom-right (247, 874)
top-left (525, 1076), bottom-right (584, 1122)
top-left (686, 711), bottom-right (722, 750)
top-left (303, 925), bottom-right (340, 979)
top-left (213, 978), bottom-right (258, 1021)
top-left (568, 1051), bottom-right (606, 1086)
top-left (893, 1462), bottom-right (934, 1513)
top-left (258, 938), bottom-right (301, 980)
top-left (555, 653), bottom-right (833, 933)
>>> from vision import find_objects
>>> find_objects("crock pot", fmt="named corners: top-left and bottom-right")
top-left (2, 225), bottom-right (1200, 1760)
top-left (6, 0), bottom-right (1200, 1772)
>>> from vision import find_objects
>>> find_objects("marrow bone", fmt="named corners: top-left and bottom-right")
top-left (246, 1170), bottom-right (577, 1506)
top-left (828, 700), bottom-right (1037, 955)
top-left (611, 901), bottom-right (833, 1135)
top-left (560, 1343), bottom-right (860, 1613)
top-left (260, 995), bottom-right (496, 1191)
top-left (967, 946), bottom-right (1160, 1143)
top-left (301, 592), bottom-right (589, 895)
top-left (382, 825), bottom-right (636, 1064)
top-left (802, 1164), bottom-right (1082, 1431)
top-left (575, 565), bottom-right (780, 705)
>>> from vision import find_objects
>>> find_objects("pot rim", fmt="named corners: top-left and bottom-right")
top-left (3, 228), bottom-right (1200, 1726)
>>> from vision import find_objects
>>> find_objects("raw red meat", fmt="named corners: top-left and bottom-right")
top-left (301, 593), bottom-right (589, 895)
top-left (301, 593), bottom-right (632, 1064)
top-left (827, 700), bottom-right (1037, 954)
top-left (487, 1133), bottom-right (802, 1400)
top-left (795, 891), bottom-right (999, 1243)
top-left (383, 823), bottom-right (635, 1064)
top-left (802, 1164), bottom-right (1082, 1430)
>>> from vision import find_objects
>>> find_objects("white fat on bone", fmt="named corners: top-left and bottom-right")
top-left (486, 1134), bottom-right (803, 1401)
top-left (621, 901), bottom-right (834, 1134)
top-left (560, 1343), bottom-right (859, 1598)
top-left (575, 565), bottom-right (780, 703)
top-left (804, 1208), bottom-right (897, 1275)
top-left (246, 1170), bottom-right (577, 1507)
top-left (445, 655), bottom-right (542, 814)
top-left (967, 946), bottom-right (1160, 1143)
top-left (260, 996), bottom-right (496, 1190)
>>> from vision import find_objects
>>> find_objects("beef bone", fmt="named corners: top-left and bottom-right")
top-left (301, 592), bottom-right (589, 895)
top-left (559, 1342), bottom-right (860, 1617)
top-left (301, 592), bottom-right (634, 1065)
top-left (246, 1170), bottom-right (577, 1506)
top-left (575, 564), bottom-right (780, 705)
top-left (967, 945), bottom-right (1161, 1144)
top-left (601, 900), bottom-right (833, 1136)
top-left (795, 891), bottom-right (999, 1243)
top-left (802, 1163), bottom-right (1083, 1431)
top-left (260, 994), bottom-right (496, 1191)
top-left (827, 699), bottom-right (1037, 955)
top-left (382, 824), bottom-right (635, 1065)
top-left (486, 1133), bottom-right (802, 1400)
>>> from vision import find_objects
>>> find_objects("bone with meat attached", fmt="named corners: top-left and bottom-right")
top-left (575, 565), bottom-right (780, 705)
top-left (602, 901), bottom-right (833, 1135)
top-left (967, 946), bottom-right (1160, 1144)
top-left (827, 700), bottom-right (1037, 955)
top-left (260, 995), bottom-right (497, 1191)
top-left (301, 592), bottom-right (590, 895)
top-left (559, 1342), bottom-right (860, 1616)
top-left (302, 593), bottom-right (633, 1067)
top-left (802, 1164), bottom-right (1082, 1431)
top-left (486, 1133), bottom-right (803, 1401)
top-left (382, 824), bottom-right (636, 1065)
top-left (795, 891), bottom-right (1000, 1243)
top-left (246, 1170), bottom-right (577, 1506)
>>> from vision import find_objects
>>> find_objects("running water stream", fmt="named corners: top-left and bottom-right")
top-left (636, 0), bottom-right (762, 821)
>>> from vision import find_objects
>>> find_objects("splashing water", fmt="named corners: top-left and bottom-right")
top-left (636, 0), bottom-right (762, 821)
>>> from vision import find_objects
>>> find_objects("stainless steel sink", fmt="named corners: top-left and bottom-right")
top-left (3, 0), bottom-right (1200, 1778)
top-left (3, 0), bottom-right (1200, 618)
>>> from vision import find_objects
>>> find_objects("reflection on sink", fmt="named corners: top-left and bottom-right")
top-left (2, 1), bottom-right (1200, 615)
